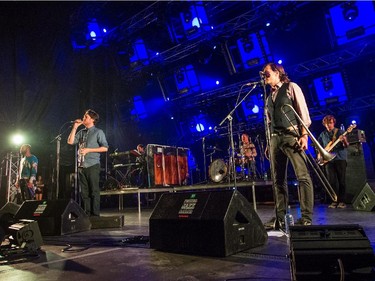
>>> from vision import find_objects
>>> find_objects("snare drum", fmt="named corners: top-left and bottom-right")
top-left (208, 159), bottom-right (227, 183)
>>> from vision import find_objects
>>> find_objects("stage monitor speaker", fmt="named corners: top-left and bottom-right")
top-left (149, 189), bottom-right (268, 257)
top-left (14, 199), bottom-right (91, 236)
top-left (0, 202), bottom-right (21, 241)
top-left (352, 182), bottom-right (375, 212)
top-left (289, 224), bottom-right (375, 281)
top-left (8, 219), bottom-right (43, 252)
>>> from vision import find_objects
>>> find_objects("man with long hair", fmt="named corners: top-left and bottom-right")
top-left (263, 62), bottom-right (314, 229)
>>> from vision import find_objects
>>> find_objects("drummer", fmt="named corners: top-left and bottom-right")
top-left (240, 133), bottom-right (257, 179)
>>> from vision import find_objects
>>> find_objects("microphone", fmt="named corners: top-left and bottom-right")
top-left (259, 71), bottom-right (270, 78)
top-left (244, 81), bottom-right (262, 86)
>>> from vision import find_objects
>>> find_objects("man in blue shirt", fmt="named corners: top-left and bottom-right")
top-left (68, 109), bottom-right (109, 216)
top-left (318, 115), bottom-right (349, 209)
top-left (17, 144), bottom-right (38, 202)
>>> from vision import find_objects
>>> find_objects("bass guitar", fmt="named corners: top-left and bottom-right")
top-left (317, 124), bottom-right (356, 165)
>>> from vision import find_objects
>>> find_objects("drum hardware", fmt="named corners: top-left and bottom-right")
top-left (217, 83), bottom-right (259, 188)
top-left (206, 146), bottom-right (222, 152)
top-left (208, 159), bottom-right (228, 183)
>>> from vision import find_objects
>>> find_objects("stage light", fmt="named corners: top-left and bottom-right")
top-left (241, 38), bottom-right (254, 53)
top-left (314, 72), bottom-right (348, 106)
top-left (102, 28), bottom-right (107, 33)
top-left (321, 76), bottom-right (334, 91)
top-left (216, 80), bottom-right (220, 85)
top-left (266, 22), bottom-right (271, 27)
top-left (209, 126), bottom-right (213, 130)
top-left (11, 134), bottom-right (25, 146)
top-left (252, 105), bottom-right (260, 114)
top-left (89, 31), bottom-right (97, 39)
top-left (176, 71), bottom-right (185, 83)
top-left (184, 11), bottom-right (192, 23)
top-left (277, 59), bottom-right (283, 64)
top-left (196, 123), bottom-right (205, 132)
top-left (192, 17), bottom-right (202, 28)
top-left (351, 120), bottom-right (357, 124)
top-left (342, 2), bottom-right (358, 21)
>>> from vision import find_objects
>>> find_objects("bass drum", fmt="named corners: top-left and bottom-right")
top-left (208, 159), bottom-right (228, 183)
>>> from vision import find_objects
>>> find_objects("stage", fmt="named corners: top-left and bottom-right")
top-left (0, 196), bottom-right (374, 281)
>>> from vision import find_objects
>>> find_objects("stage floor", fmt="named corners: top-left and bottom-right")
top-left (0, 201), bottom-right (374, 281)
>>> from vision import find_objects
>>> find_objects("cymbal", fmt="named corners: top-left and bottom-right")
top-left (130, 149), bottom-right (142, 157)
top-left (206, 146), bottom-right (222, 152)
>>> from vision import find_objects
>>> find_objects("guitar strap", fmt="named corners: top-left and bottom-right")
top-left (332, 128), bottom-right (338, 142)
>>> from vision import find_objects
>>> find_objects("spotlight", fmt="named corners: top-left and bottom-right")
top-left (11, 134), bottom-right (25, 146)
top-left (341, 2), bottom-right (358, 21)
top-left (90, 31), bottom-right (97, 39)
top-left (196, 123), bottom-right (204, 132)
top-left (321, 76), bottom-right (333, 91)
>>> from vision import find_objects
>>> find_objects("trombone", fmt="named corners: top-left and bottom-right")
top-left (281, 104), bottom-right (337, 202)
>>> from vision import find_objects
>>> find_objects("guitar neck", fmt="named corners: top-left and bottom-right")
top-left (326, 128), bottom-right (352, 152)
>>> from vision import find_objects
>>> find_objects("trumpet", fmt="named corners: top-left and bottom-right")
top-left (281, 104), bottom-right (337, 202)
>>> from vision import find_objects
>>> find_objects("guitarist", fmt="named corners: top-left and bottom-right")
top-left (317, 115), bottom-right (349, 209)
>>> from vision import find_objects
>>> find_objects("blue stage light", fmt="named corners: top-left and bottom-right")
top-left (277, 59), bottom-right (283, 64)
top-left (90, 31), bottom-right (97, 39)
top-left (216, 80), bottom-right (220, 85)
top-left (196, 123), bottom-right (205, 132)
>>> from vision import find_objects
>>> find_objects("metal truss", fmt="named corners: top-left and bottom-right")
top-left (290, 36), bottom-right (375, 77)
top-left (2, 152), bottom-right (20, 203)
top-left (309, 94), bottom-right (375, 121)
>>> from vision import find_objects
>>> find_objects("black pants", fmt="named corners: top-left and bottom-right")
top-left (78, 164), bottom-right (101, 216)
top-left (325, 160), bottom-right (347, 203)
top-left (270, 134), bottom-right (314, 222)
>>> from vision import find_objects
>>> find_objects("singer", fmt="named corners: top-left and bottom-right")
top-left (68, 109), bottom-right (109, 217)
top-left (262, 62), bottom-right (314, 230)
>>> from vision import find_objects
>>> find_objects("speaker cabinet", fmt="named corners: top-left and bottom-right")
top-left (352, 182), bottom-right (375, 212)
top-left (8, 219), bottom-right (43, 251)
top-left (14, 199), bottom-right (91, 236)
top-left (290, 224), bottom-right (375, 281)
top-left (0, 202), bottom-right (21, 241)
top-left (149, 190), bottom-right (268, 257)
top-left (345, 143), bottom-right (375, 203)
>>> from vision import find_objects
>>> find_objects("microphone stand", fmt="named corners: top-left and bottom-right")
top-left (196, 130), bottom-right (217, 184)
top-left (50, 133), bottom-right (62, 200)
top-left (218, 83), bottom-right (259, 189)
top-left (50, 122), bottom-right (72, 200)
top-left (260, 74), bottom-right (280, 228)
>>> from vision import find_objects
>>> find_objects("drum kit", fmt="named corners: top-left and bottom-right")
top-left (207, 144), bottom-right (257, 183)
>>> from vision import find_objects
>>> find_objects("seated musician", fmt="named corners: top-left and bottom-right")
top-left (133, 144), bottom-right (147, 187)
top-left (240, 133), bottom-right (257, 179)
